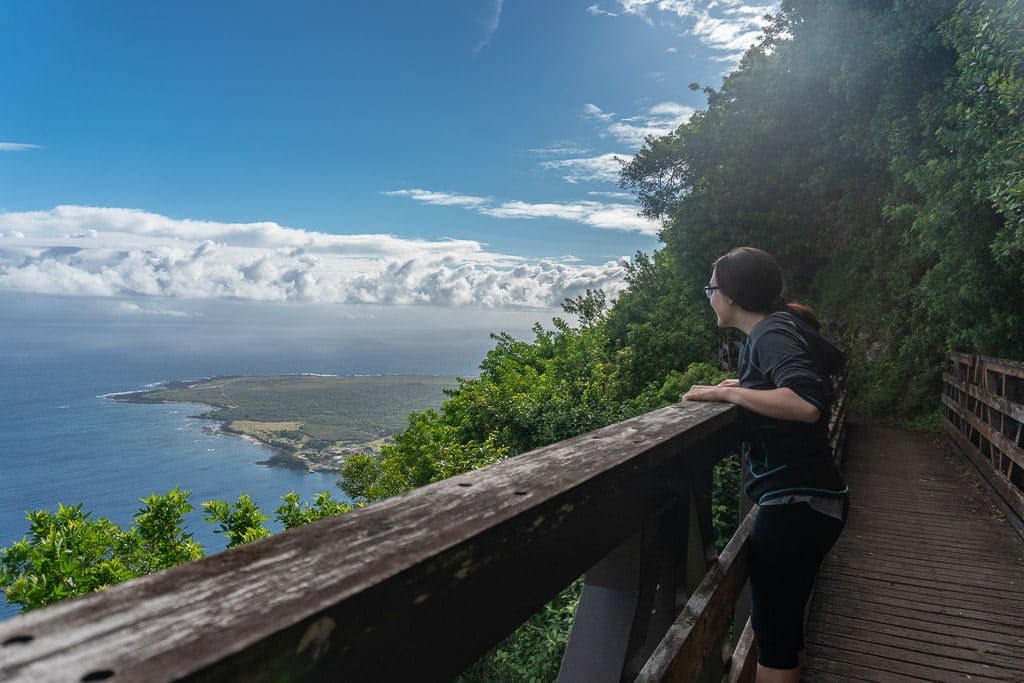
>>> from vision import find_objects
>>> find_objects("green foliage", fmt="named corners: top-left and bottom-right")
top-left (274, 491), bottom-right (352, 530)
top-left (605, 251), bottom-right (719, 399)
top-left (458, 580), bottom-right (582, 683)
top-left (128, 487), bottom-right (204, 572)
top-left (0, 488), bottom-right (355, 613)
top-left (0, 488), bottom-right (203, 611)
top-left (202, 494), bottom-right (271, 547)
top-left (712, 455), bottom-right (743, 551)
top-left (625, 362), bottom-right (732, 416)
top-left (897, 407), bottom-right (945, 433)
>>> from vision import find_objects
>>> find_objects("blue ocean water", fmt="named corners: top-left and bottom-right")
top-left (0, 301), bottom-right (531, 621)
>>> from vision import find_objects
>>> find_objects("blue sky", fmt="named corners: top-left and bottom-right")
top-left (1, 1), bottom-right (775, 312)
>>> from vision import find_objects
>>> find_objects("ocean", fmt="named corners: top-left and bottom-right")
top-left (0, 297), bottom-right (543, 620)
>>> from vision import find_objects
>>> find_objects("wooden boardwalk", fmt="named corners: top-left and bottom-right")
top-left (804, 424), bottom-right (1024, 682)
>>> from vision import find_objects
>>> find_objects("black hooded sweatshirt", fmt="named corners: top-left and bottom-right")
top-left (737, 311), bottom-right (848, 505)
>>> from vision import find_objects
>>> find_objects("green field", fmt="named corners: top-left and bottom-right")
top-left (118, 375), bottom-right (459, 470)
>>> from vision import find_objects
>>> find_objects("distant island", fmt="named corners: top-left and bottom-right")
top-left (111, 375), bottom-right (459, 472)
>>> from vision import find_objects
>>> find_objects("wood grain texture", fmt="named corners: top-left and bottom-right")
top-left (804, 423), bottom-right (1024, 681)
top-left (0, 402), bottom-right (739, 683)
top-left (722, 618), bottom-right (756, 683)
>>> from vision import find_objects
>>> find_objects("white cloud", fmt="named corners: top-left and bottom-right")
top-left (479, 200), bottom-right (657, 235)
top-left (616, 1), bottom-right (776, 65)
top-left (0, 206), bottom-right (631, 308)
top-left (539, 152), bottom-right (632, 184)
top-left (577, 100), bottom-right (696, 147)
top-left (115, 301), bottom-right (196, 318)
top-left (383, 189), bottom-right (491, 208)
top-left (474, 0), bottom-right (504, 56)
top-left (582, 103), bottom-right (615, 121)
top-left (666, 47), bottom-right (678, 53)
top-left (586, 4), bottom-right (618, 16)
top-left (587, 191), bottom-right (633, 199)
top-left (527, 142), bottom-right (591, 157)
top-left (388, 189), bottom-right (658, 235)
top-left (0, 142), bottom-right (43, 152)
top-left (602, 101), bottom-right (695, 146)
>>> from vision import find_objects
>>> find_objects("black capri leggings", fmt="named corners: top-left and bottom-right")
top-left (749, 500), bottom-right (847, 669)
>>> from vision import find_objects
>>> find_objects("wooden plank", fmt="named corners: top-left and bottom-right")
top-left (944, 372), bottom-right (1024, 438)
top-left (946, 419), bottom-right (1024, 521)
top-left (820, 555), bottom-right (1024, 594)
top-left (808, 613), bottom-right (1024, 669)
top-left (943, 392), bottom-right (1024, 471)
top-left (802, 647), bottom-right (995, 683)
top-left (803, 635), bottom-right (1000, 683)
top-left (843, 514), bottom-right (1017, 541)
top-left (824, 544), bottom-right (1024, 581)
top-left (844, 519), bottom-right (1017, 545)
top-left (818, 562), bottom-right (1024, 604)
top-left (801, 669), bottom-right (878, 683)
top-left (803, 656), bottom-right (934, 683)
top-left (838, 528), bottom-right (1023, 558)
top-left (806, 628), bottom-right (1017, 679)
top-left (722, 618), bottom-right (755, 683)
top-left (811, 593), bottom-right (1024, 647)
top-left (0, 402), bottom-right (741, 683)
top-left (948, 352), bottom-right (1024, 381)
top-left (635, 506), bottom-right (757, 682)
top-left (811, 573), bottom-right (1024, 626)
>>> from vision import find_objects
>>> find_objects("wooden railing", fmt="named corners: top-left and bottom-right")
top-left (942, 352), bottom-right (1024, 522)
top-left (0, 388), bottom-right (848, 683)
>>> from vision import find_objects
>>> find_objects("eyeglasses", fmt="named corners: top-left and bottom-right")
top-left (703, 285), bottom-right (720, 299)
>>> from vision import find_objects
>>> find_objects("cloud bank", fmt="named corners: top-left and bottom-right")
top-left (0, 206), bottom-right (631, 309)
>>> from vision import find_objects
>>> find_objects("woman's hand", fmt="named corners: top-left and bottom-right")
top-left (681, 385), bottom-right (729, 402)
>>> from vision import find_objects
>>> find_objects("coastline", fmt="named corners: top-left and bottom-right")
top-left (104, 374), bottom-right (440, 474)
top-left (110, 390), bottom-right (327, 472)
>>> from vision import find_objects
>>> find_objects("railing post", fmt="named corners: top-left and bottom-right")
top-left (558, 443), bottom-right (724, 682)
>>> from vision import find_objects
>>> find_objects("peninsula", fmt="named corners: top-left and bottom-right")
top-left (112, 374), bottom-right (458, 472)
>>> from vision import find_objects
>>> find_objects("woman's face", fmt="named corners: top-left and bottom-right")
top-left (708, 269), bottom-right (733, 328)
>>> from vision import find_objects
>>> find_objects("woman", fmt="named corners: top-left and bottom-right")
top-left (683, 247), bottom-right (847, 683)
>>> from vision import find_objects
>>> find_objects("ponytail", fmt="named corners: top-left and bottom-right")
top-left (773, 295), bottom-right (821, 330)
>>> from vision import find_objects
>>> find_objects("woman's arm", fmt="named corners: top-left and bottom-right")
top-left (682, 385), bottom-right (821, 423)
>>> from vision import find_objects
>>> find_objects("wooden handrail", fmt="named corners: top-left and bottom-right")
top-left (943, 353), bottom-right (1024, 522)
top-left (0, 402), bottom-right (742, 683)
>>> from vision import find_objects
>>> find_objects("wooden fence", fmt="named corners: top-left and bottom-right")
top-left (942, 352), bottom-right (1024, 522)
top-left (0, 386), bottom-right (847, 683)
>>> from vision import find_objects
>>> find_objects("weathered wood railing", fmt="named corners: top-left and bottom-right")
top-left (0, 387), bottom-right (848, 683)
top-left (942, 352), bottom-right (1024, 523)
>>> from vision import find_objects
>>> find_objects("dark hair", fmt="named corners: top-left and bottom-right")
top-left (713, 247), bottom-right (821, 329)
